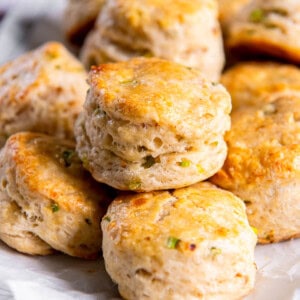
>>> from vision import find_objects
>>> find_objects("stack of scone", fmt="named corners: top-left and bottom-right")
top-left (74, 55), bottom-right (257, 299)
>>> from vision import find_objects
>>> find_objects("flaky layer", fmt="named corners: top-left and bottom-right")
top-left (0, 132), bottom-right (112, 258)
top-left (75, 58), bottom-right (231, 191)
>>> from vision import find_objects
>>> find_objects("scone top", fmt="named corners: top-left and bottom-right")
top-left (88, 57), bottom-right (231, 130)
top-left (105, 0), bottom-right (218, 28)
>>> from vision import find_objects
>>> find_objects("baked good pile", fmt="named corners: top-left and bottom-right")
top-left (0, 0), bottom-right (299, 299)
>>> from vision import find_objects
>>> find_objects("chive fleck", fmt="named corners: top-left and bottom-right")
top-left (249, 8), bottom-right (265, 23)
top-left (178, 158), bottom-right (191, 167)
top-left (210, 246), bottom-right (222, 257)
top-left (196, 164), bottom-right (205, 173)
top-left (251, 226), bottom-right (258, 235)
top-left (128, 179), bottom-right (142, 190)
top-left (167, 236), bottom-right (180, 249)
top-left (103, 216), bottom-right (111, 222)
top-left (142, 155), bottom-right (156, 169)
top-left (81, 154), bottom-right (89, 169)
top-left (62, 150), bottom-right (74, 167)
top-left (120, 79), bottom-right (138, 85)
top-left (51, 203), bottom-right (59, 213)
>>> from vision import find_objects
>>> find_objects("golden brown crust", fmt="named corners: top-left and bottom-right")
top-left (89, 57), bottom-right (230, 126)
top-left (211, 93), bottom-right (300, 243)
top-left (0, 132), bottom-right (113, 258)
top-left (221, 61), bottom-right (300, 110)
top-left (80, 0), bottom-right (224, 80)
top-left (102, 182), bottom-right (257, 299)
top-left (0, 42), bottom-right (88, 145)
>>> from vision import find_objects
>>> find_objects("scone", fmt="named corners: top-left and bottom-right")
top-left (101, 182), bottom-right (257, 300)
top-left (80, 0), bottom-right (225, 81)
top-left (211, 93), bottom-right (300, 243)
top-left (0, 42), bottom-right (88, 147)
top-left (0, 132), bottom-right (113, 259)
top-left (225, 0), bottom-right (300, 63)
top-left (63, 0), bottom-right (104, 45)
top-left (218, 0), bottom-right (251, 26)
top-left (221, 61), bottom-right (300, 110)
top-left (75, 57), bottom-right (231, 192)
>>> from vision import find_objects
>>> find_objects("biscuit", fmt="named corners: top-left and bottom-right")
top-left (218, 0), bottom-right (251, 26)
top-left (101, 182), bottom-right (257, 300)
top-left (0, 132), bottom-right (113, 259)
top-left (75, 57), bottom-right (231, 192)
top-left (80, 0), bottom-right (225, 81)
top-left (63, 0), bottom-right (104, 45)
top-left (211, 93), bottom-right (300, 243)
top-left (0, 42), bottom-right (88, 147)
top-left (221, 61), bottom-right (300, 110)
top-left (225, 0), bottom-right (300, 63)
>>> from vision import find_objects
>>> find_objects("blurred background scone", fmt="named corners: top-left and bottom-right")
top-left (80, 0), bottom-right (225, 81)
top-left (225, 0), bottom-right (300, 63)
top-left (221, 61), bottom-right (300, 110)
top-left (101, 182), bottom-right (257, 300)
top-left (217, 0), bottom-right (251, 26)
top-left (0, 42), bottom-right (88, 147)
top-left (211, 64), bottom-right (300, 243)
top-left (64, 0), bottom-right (104, 45)
top-left (0, 132), bottom-right (113, 259)
top-left (75, 57), bottom-right (231, 192)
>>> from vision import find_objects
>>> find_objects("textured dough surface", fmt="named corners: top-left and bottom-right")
top-left (75, 57), bottom-right (231, 191)
top-left (0, 42), bottom-right (88, 147)
top-left (102, 182), bottom-right (257, 300)
top-left (0, 132), bottom-right (113, 258)
top-left (80, 0), bottom-right (224, 81)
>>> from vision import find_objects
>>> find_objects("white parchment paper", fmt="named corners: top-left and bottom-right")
top-left (0, 1), bottom-right (300, 299)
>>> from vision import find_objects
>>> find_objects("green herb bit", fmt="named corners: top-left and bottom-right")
top-left (251, 226), bottom-right (258, 235)
top-left (128, 179), bottom-right (142, 191)
top-left (51, 202), bottom-right (59, 213)
top-left (178, 158), bottom-right (191, 167)
top-left (62, 150), bottom-right (74, 167)
top-left (210, 246), bottom-right (222, 257)
top-left (103, 216), bottom-right (111, 222)
top-left (81, 154), bottom-right (89, 169)
top-left (142, 155), bottom-right (156, 169)
top-left (249, 8), bottom-right (265, 23)
top-left (167, 236), bottom-right (180, 249)
top-left (93, 108), bottom-right (106, 116)
top-left (85, 218), bottom-right (92, 225)
top-left (120, 79), bottom-right (138, 85)
top-left (196, 164), bottom-right (205, 174)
